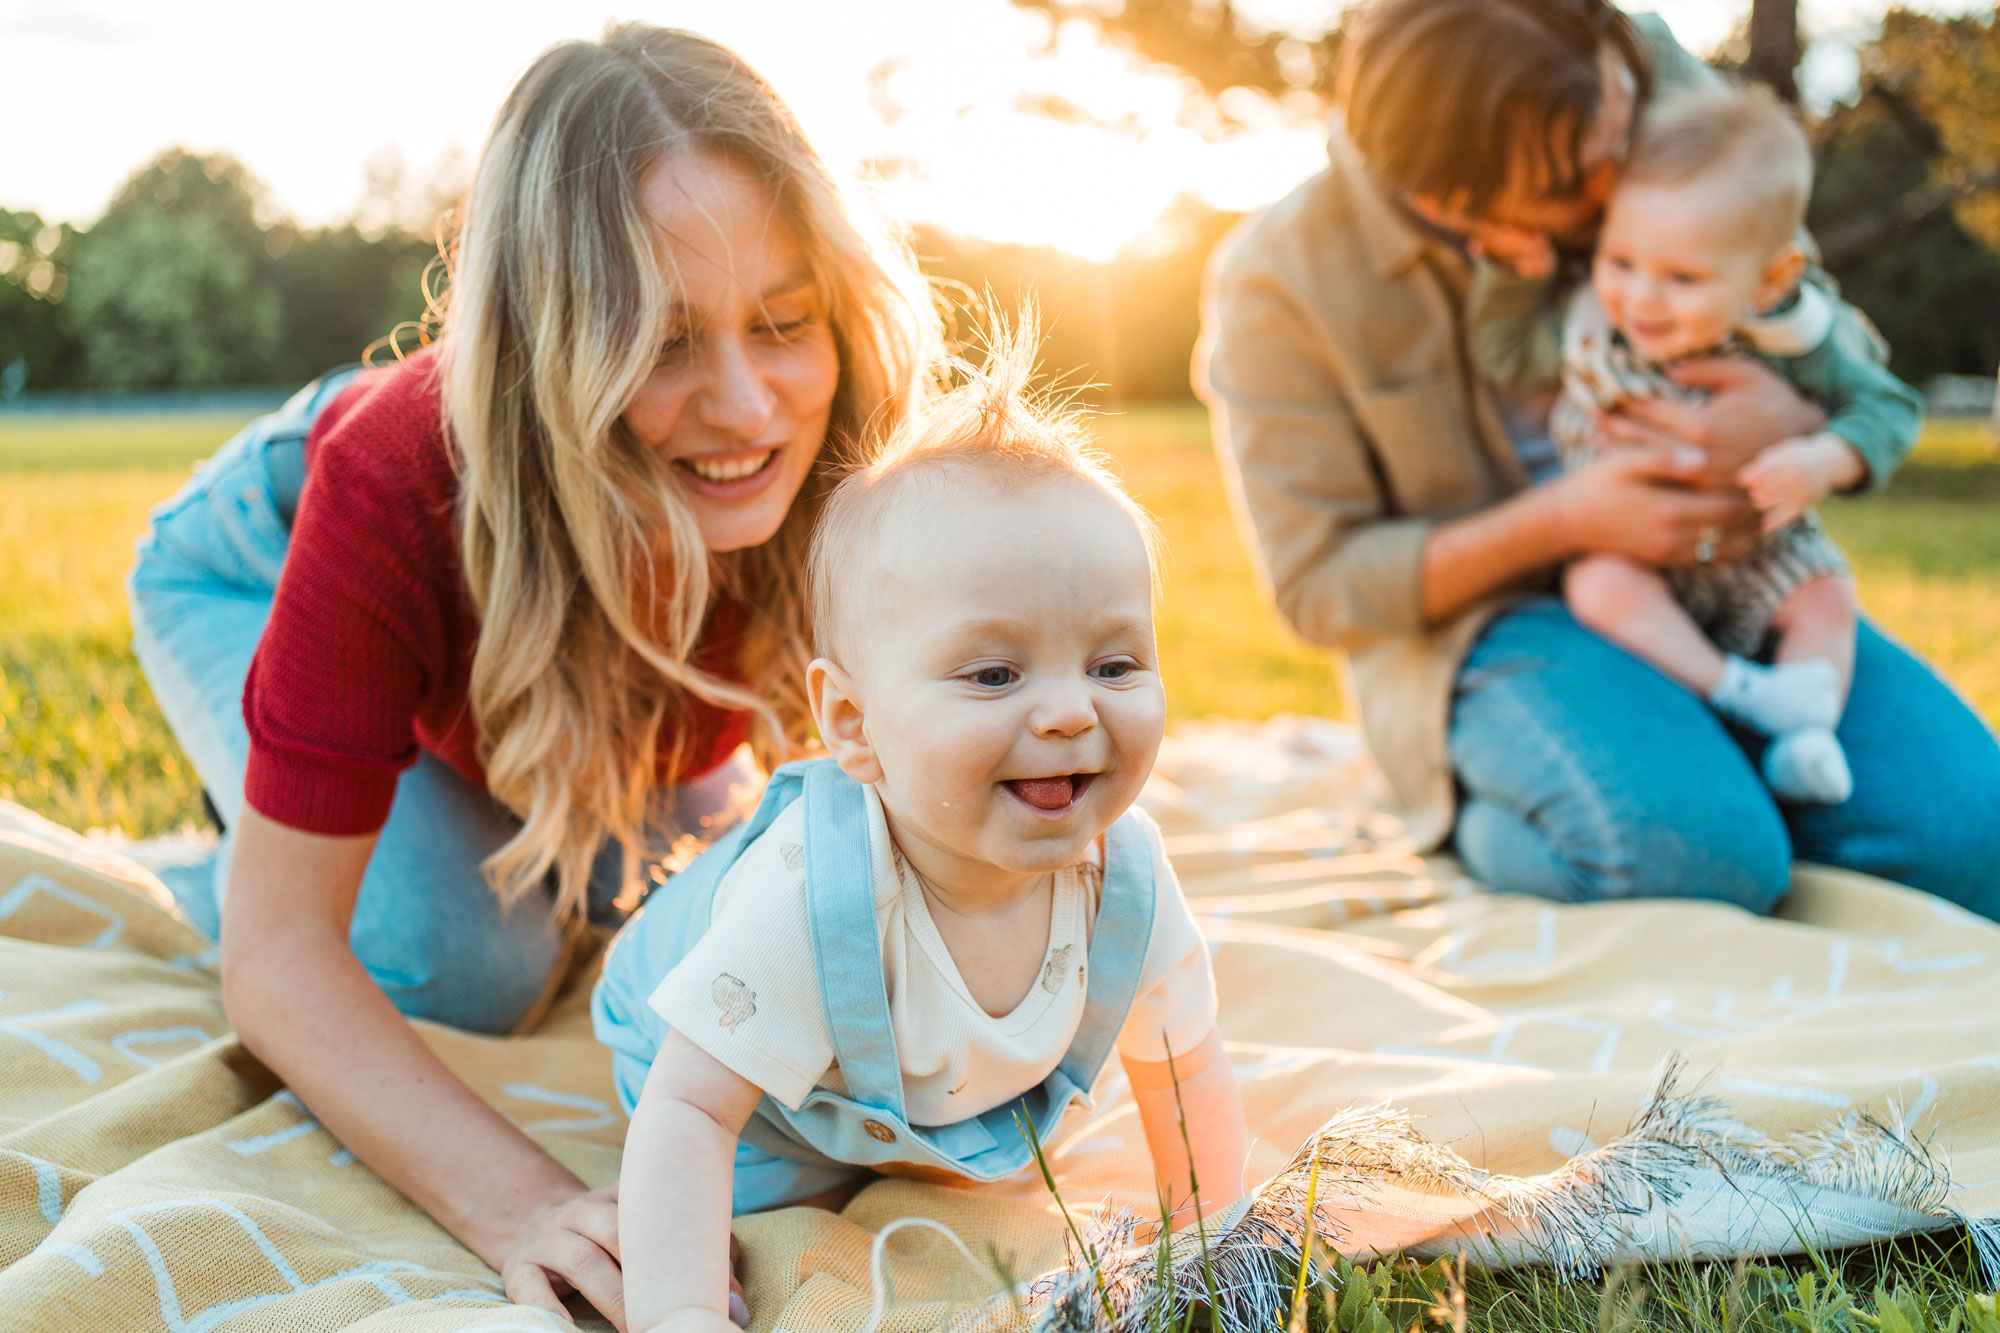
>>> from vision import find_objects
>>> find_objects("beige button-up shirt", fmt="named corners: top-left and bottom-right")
top-left (1196, 126), bottom-right (1528, 851)
top-left (1196, 18), bottom-right (1712, 851)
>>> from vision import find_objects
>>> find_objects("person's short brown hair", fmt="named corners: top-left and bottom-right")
top-left (1621, 83), bottom-right (1814, 253)
top-left (1336, 0), bottom-right (1649, 215)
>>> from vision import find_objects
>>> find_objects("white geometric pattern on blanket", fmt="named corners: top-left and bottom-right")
top-left (1373, 1010), bottom-right (1624, 1074)
top-left (111, 1025), bottom-right (214, 1069)
top-left (95, 1196), bottom-right (506, 1333)
top-left (503, 1083), bottom-right (617, 1133)
top-left (8, 718), bottom-right (2000, 1333)
top-left (228, 1091), bottom-right (328, 1156)
top-left (0, 872), bottom-right (126, 949)
top-left (1, 999), bottom-right (109, 1081)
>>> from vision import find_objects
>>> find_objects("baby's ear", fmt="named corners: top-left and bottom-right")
top-left (1757, 241), bottom-right (1808, 313)
top-left (806, 657), bottom-right (883, 784)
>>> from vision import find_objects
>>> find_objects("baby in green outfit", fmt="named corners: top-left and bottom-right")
top-left (1475, 84), bottom-right (1924, 805)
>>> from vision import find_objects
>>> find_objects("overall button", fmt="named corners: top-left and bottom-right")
top-left (861, 1119), bottom-right (896, 1144)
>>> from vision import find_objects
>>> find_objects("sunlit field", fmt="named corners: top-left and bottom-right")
top-left (5, 403), bottom-right (2000, 1324)
top-left (2, 406), bottom-right (1996, 840)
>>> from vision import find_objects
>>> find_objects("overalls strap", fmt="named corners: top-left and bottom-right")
top-left (802, 761), bottom-right (907, 1119)
top-left (1052, 810), bottom-right (1156, 1090)
top-left (591, 758), bottom-right (820, 1113)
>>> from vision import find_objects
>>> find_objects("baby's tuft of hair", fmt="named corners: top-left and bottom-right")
top-left (807, 309), bottom-right (1160, 668)
top-left (1622, 81), bottom-right (1813, 255)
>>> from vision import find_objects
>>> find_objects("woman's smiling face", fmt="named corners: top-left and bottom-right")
top-left (622, 152), bottom-right (841, 553)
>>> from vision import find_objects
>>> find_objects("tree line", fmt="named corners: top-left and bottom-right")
top-left (3, 6), bottom-right (1995, 401)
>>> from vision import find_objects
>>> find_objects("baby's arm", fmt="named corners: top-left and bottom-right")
top-left (621, 1030), bottom-right (764, 1333)
top-left (1738, 432), bottom-right (1867, 532)
top-left (1749, 299), bottom-right (1924, 496)
top-left (1122, 1028), bottom-right (1247, 1226)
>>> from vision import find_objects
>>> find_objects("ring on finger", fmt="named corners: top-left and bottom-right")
top-left (1694, 523), bottom-right (1719, 565)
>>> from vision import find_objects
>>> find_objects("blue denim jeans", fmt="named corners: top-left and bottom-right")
top-left (127, 372), bottom-right (754, 1033)
top-left (1448, 596), bottom-right (2000, 918)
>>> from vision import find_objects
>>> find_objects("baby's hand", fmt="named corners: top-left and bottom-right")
top-left (1737, 433), bottom-right (1861, 533)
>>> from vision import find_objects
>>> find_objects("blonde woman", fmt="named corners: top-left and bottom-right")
top-left (126, 25), bottom-right (937, 1326)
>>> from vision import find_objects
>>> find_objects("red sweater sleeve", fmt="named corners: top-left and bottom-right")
top-left (242, 348), bottom-right (757, 838)
top-left (242, 353), bottom-right (463, 835)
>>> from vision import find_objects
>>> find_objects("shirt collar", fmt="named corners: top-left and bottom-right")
top-left (1326, 113), bottom-right (1431, 281)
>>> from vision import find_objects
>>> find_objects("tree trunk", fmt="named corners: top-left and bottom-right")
top-left (1747, 0), bottom-right (1801, 103)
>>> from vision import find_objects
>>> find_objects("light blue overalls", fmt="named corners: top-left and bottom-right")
top-left (592, 758), bottom-right (1157, 1213)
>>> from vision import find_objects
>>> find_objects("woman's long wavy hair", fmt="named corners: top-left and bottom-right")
top-left (440, 23), bottom-right (940, 924)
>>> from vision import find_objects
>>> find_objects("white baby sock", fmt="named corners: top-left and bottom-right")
top-left (1708, 656), bottom-right (1842, 736)
top-left (1763, 726), bottom-right (1854, 804)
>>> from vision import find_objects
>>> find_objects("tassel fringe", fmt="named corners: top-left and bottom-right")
top-left (1025, 1057), bottom-right (1976, 1333)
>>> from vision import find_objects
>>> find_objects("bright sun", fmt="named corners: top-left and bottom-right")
top-left (861, 17), bottom-right (1328, 262)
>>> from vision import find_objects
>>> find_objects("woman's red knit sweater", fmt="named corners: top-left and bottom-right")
top-left (242, 348), bottom-right (751, 837)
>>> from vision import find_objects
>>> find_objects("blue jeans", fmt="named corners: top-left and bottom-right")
top-left (127, 372), bottom-right (754, 1033)
top-left (1448, 596), bottom-right (2000, 917)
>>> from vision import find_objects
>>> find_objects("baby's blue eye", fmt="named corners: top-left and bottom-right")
top-left (970, 666), bottom-right (1016, 689)
top-left (1092, 659), bottom-right (1138, 681)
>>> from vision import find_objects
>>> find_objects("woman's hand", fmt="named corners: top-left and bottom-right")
top-left (502, 1184), bottom-right (749, 1330)
top-left (1552, 443), bottom-right (1761, 567)
top-left (218, 810), bottom-right (641, 1330)
top-left (1596, 357), bottom-right (1828, 489)
top-left (503, 1180), bottom-right (628, 1329)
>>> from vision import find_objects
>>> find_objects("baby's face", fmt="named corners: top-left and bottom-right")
top-left (1591, 176), bottom-right (1779, 364)
top-left (831, 475), bottom-right (1165, 884)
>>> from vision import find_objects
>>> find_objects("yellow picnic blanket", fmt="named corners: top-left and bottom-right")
top-left (4, 717), bottom-right (1997, 1332)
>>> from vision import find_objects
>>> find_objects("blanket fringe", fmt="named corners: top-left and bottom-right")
top-left (1025, 1056), bottom-right (1975, 1333)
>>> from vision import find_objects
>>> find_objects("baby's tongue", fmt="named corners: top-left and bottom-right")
top-left (1012, 776), bottom-right (1075, 810)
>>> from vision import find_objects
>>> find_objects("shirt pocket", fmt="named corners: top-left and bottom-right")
top-left (1355, 370), bottom-right (1500, 515)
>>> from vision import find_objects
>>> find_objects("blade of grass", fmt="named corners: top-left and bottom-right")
top-left (1162, 1041), bottom-right (1221, 1330)
top-left (1287, 1146), bottom-right (1322, 1333)
top-left (1017, 1107), bottom-right (1118, 1328)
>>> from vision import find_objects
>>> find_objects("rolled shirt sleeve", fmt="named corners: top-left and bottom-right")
top-left (646, 802), bottom-right (835, 1110)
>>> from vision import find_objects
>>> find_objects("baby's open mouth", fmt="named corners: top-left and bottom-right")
top-left (1004, 773), bottom-right (1095, 812)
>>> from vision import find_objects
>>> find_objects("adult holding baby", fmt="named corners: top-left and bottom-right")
top-left (1198, 0), bottom-right (2000, 914)
top-left (126, 25), bottom-right (937, 1326)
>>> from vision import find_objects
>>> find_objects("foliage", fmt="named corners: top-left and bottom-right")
top-left (920, 194), bottom-right (1239, 403)
top-left (1013, 0), bottom-right (1340, 100)
top-left (66, 209), bottom-right (285, 388)
top-left (0, 209), bottom-right (84, 392)
top-left (264, 221), bottom-right (438, 382)
top-left (0, 149), bottom-right (441, 393)
top-left (1811, 101), bottom-right (2000, 381)
top-left (1863, 7), bottom-right (2000, 252)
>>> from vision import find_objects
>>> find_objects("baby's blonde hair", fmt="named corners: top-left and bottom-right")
top-left (1623, 82), bottom-right (1813, 253)
top-left (807, 314), bottom-right (1160, 669)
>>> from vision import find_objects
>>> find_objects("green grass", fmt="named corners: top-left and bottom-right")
top-left (2, 405), bottom-right (1998, 1321)
top-left (1099, 405), bottom-right (1347, 722)
top-left (3, 406), bottom-right (1998, 837)
top-left (0, 418), bottom-right (243, 836)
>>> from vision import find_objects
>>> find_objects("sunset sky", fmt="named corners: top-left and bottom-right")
top-left (2, 0), bottom-right (1988, 260)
